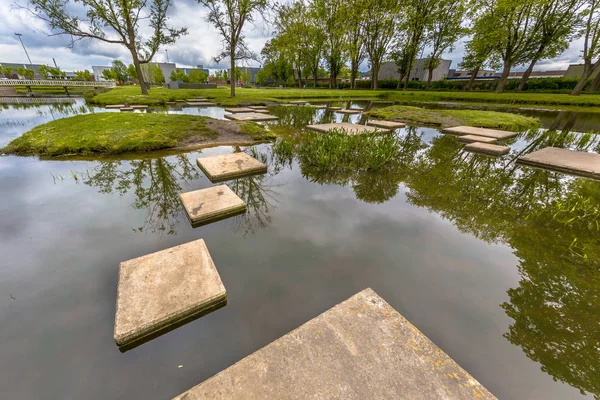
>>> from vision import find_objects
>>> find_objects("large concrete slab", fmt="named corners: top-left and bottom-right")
top-left (105, 104), bottom-right (125, 109)
top-left (131, 104), bottom-right (148, 109)
top-left (180, 185), bottom-right (246, 226)
top-left (307, 122), bottom-right (389, 134)
top-left (186, 101), bottom-right (216, 106)
top-left (337, 109), bottom-right (362, 115)
top-left (114, 239), bottom-right (226, 350)
top-left (289, 100), bottom-right (307, 104)
top-left (120, 107), bottom-right (134, 112)
top-left (327, 106), bottom-right (342, 110)
top-left (517, 147), bottom-right (600, 180)
top-left (248, 105), bottom-right (268, 110)
top-left (224, 112), bottom-right (279, 122)
top-left (464, 142), bottom-right (510, 156)
top-left (457, 135), bottom-right (497, 144)
top-left (173, 288), bottom-right (496, 400)
top-left (197, 152), bottom-right (268, 182)
top-left (224, 107), bottom-right (256, 113)
top-left (443, 126), bottom-right (517, 140)
top-left (367, 120), bottom-right (406, 129)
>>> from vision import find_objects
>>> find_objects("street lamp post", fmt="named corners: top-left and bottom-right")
top-left (14, 33), bottom-right (32, 65)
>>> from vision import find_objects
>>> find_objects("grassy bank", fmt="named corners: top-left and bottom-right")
top-left (365, 105), bottom-right (540, 131)
top-left (2, 113), bottom-right (271, 156)
top-left (87, 86), bottom-right (600, 108)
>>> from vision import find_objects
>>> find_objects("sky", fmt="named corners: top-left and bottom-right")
top-left (0, 0), bottom-right (588, 73)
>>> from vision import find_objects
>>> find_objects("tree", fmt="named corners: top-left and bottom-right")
top-left (571, 0), bottom-right (600, 95)
top-left (344, 0), bottom-right (367, 89)
top-left (127, 64), bottom-right (138, 81)
top-left (423, 0), bottom-right (468, 89)
top-left (170, 69), bottom-right (189, 83)
top-left (102, 68), bottom-right (116, 81)
top-left (362, 0), bottom-right (397, 89)
top-left (314, 0), bottom-right (347, 88)
top-left (74, 70), bottom-right (94, 81)
top-left (199, 0), bottom-right (268, 97)
top-left (15, 67), bottom-right (35, 79)
top-left (459, 15), bottom-right (502, 91)
top-left (188, 69), bottom-right (208, 83)
top-left (111, 60), bottom-right (129, 83)
top-left (25, 0), bottom-right (186, 95)
top-left (38, 65), bottom-right (66, 79)
top-left (151, 64), bottom-right (165, 85)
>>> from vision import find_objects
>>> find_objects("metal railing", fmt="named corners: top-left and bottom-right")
top-left (0, 79), bottom-right (116, 87)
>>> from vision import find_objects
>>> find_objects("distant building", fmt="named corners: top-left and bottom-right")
top-left (365, 59), bottom-right (452, 82)
top-left (448, 69), bottom-right (497, 79)
top-left (0, 62), bottom-right (44, 79)
top-left (564, 64), bottom-right (600, 79)
top-left (229, 66), bottom-right (262, 85)
top-left (92, 65), bottom-right (112, 81)
top-left (449, 69), bottom-right (567, 80)
top-left (507, 70), bottom-right (566, 79)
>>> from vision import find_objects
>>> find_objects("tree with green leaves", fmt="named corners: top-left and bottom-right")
top-left (170, 69), bottom-right (189, 83)
top-left (423, 0), bottom-right (468, 89)
top-left (459, 15), bottom-right (502, 91)
top-left (38, 65), bottom-right (66, 79)
top-left (273, 1), bottom-right (309, 88)
top-left (127, 64), bottom-right (138, 81)
top-left (313, 0), bottom-right (347, 88)
top-left (16, 67), bottom-right (35, 79)
top-left (199, 0), bottom-right (268, 96)
top-left (24, 0), bottom-right (186, 94)
top-left (101, 60), bottom-right (129, 83)
top-left (362, 0), bottom-right (397, 89)
top-left (188, 69), bottom-right (208, 83)
top-left (572, 0), bottom-right (600, 95)
top-left (343, 0), bottom-right (367, 89)
top-left (74, 70), bottom-right (94, 81)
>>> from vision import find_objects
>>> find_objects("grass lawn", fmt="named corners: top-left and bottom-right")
top-left (2, 113), bottom-right (271, 156)
top-left (13, 86), bottom-right (99, 96)
top-left (365, 105), bottom-right (540, 131)
top-left (87, 85), bottom-right (600, 108)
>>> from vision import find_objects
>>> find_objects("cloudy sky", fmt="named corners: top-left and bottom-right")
top-left (0, 0), bottom-right (587, 73)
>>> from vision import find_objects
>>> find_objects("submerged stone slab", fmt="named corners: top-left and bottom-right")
top-left (105, 104), bottom-right (125, 109)
top-left (367, 120), bottom-right (406, 129)
top-left (173, 288), bottom-right (496, 400)
top-left (457, 135), bottom-right (497, 144)
top-left (224, 107), bottom-right (256, 113)
top-left (114, 239), bottom-right (226, 350)
top-left (224, 112), bottom-right (278, 122)
top-left (197, 152), bottom-right (268, 182)
top-left (180, 185), bottom-right (246, 225)
top-left (443, 126), bottom-right (517, 140)
top-left (464, 142), bottom-right (510, 156)
top-left (337, 109), bottom-right (362, 115)
top-left (307, 122), bottom-right (388, 134)
top-left (517, 147), bottom-right (600, 180)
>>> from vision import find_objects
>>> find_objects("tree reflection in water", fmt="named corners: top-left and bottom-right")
top-left (83, 155), bottom-right (199, 235)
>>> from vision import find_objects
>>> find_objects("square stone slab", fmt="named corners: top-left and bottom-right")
top-left (457, 135), bottom-right (497, 144)
top-left (173, 288), bottom-right (496, 400)
top-left (443, 126), bottom-right (517, 140)
top-left (249, 106), bottom-right (268, 110)
top-left (224, 112), bottom-right (279, 122)
top-left (105, 104), bottom-right (125, 109)
top-left (197, 152), bottom-right (268, 182)
top-left (186, 102), bottom-right (216, 107)
top-left (225, 107), bottom-right (256, 113)
top-left (166, 101), bottom-right (176, 105)
top-left (337, 109), bottom-right (362, 115)
top-left (327, 106), bottom-right (342, 110)
top-left (114, 239), bottom-right (227, 350)
top-left (307, 122), bottom-right (389, 134)
top-left (180, 185), bottom-right (247, 225)
top-left (367, 120), bottom-right (406, 129)
top-left (464, 142), bottom-right (510, 156)
top-left (131, 105), bottom-right (148, 109)
top-left (517, 147), bottom-right (600, 180)
top-left (289, 100), bottom-right (307, 104)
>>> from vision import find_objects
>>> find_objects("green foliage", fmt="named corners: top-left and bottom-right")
top-left (37, 65), bottom-right (66, 79)
top-left (238, 121), bottom-right (276, 140)
top-left (188, 69), bottom-right (208, 83)
top-left (74, 70), bottom-right (94, 81)
top-left (127, 64), bottom-right (138, 80)
top-left (170, 69), bottom-right (189, 83)
top-left (16, 67), bottom-right (35, 79)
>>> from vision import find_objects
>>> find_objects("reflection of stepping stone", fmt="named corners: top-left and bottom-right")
top-left (464, 142), bottom-right (510, 156)
top-left (307, 122), bottom-right (388, 134)
top-left (105, 104), bottom-right (125, 109)
top-left (180, 185), bottom-right (247, 226)
top-left (337, 109), bottom-right (361, 115)
top-left (120, 107), bottom-right (134, 112)
top-left (457, 135), bottom-right (497, 144)
top-left (309, 104), bottom-right (327, 109)
top-left (367, 120), bottom-right (405, 129)
top-left (197, 152), bottom-right (268, 182)
top-left (131, 105), bottom-right (148, 109)
top-left (249, 106), bottom-right (268, 110)
top-left (443, 126), bottom-right (517, 140)
top-left (114, 239), bottom-right (227, 351)
top-left (517, 147), bottom-right (600, 180)
top-left (173, 288), bottom-right (496, 400)
top-left (224, 107), bottom-right (256, 113)
top-left (224, 112), bottom-right (279, 122)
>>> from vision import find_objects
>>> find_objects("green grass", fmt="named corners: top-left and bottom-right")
top-left (2, 113), bottom-right (218, 156)
top-left (365, 105), bottom-right (540, 131)
top-left (239, 121), bottom-right (276, 141)
top-left (87, 85), bottom-right (600, 108)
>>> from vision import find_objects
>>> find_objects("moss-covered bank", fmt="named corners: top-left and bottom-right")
top-left (2, 113), bottom-right (273, 157)
top-left (365, 105), bottom-right (540, 132)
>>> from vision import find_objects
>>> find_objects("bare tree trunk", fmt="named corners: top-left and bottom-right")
top-left (590, 68), bottom-right (600, 91)
top-left (464, 65), bottom-right (480, 91)
top-left (517, 59), bottom-right (538, 91)
top-left (425, 68), bottom-right (433, 90)
top-left (130, 50), bottom-right (148, 95)
top-left (571, 61), bottom-right (595, 95)
top-left (372, 64), bottom-right (379, 90)
top-left (230, 48), bottom-right (236, 97)
top-left (495, 63), bottom-right (512, 93)
top-left (403, 59), bottom-right (414, 91)
top-left (313, 66), bottom-right (318, 88)
top-left (351, 59), bottom-right (358, 89)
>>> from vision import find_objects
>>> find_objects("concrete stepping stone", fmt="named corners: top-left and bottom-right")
top-left (131, 105), bottom-right (148, 109)
top-left (517, 147), bottom-right (600, 180)
top-left (367, 120), bottom-right (406, 129)
top-left (120, 107), bottom-right (134, 112)
top-left (166, 101), bottom-right (176, 105)
top-left (173, 288), bottom-right (496, 400)
top-left (327, 106), bottom-right (342, 110)
top-left (289, 100), bottom-right (307, 104)
top-left (224, 112), bottom-right (279, 122)
top-left (253, 109), bottom-right (271, 114)
top-left (105, 104), bottom-right (125, 109)
top-left (457, 135), bottom-right (497, 144)
top-left (180, 185), bottom-right (247, 226)
top-left (185, 102), bottom-right (216, 107)
top-left (337, 109), bottom-right (362, 115)
top-left (464, 142), bottom-right (510, 156)
top-left (114, 239), bottom-right (227, 351)
top-left (309, 104), bottom-right (327, 109)
top-left (248, 106), bottom-right (268, 110)
top-left (197, 152), bottom-right (268, 182)
top-left (307, 122), bottom-right (388, 134)
top-left (225, 107), bottom-right (257, 113)
top-left (443, 126), bottom-right (517, 140)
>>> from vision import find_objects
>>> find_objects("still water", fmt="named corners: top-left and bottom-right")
top-left (0, 100), bottom-right (598, 399)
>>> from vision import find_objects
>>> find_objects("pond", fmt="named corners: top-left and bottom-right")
top-left (0, 99), bottom-right (598, 399)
